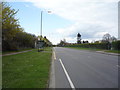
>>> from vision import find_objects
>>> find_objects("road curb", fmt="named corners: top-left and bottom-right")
top-left (48, 48), bottom-right (55, 88)
top-left (96, 51), bottom-right (120, 56)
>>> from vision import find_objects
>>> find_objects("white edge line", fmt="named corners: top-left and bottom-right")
top-left (59, 58), bottom-right (75, 89)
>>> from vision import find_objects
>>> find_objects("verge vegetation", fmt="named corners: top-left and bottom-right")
top-left (64, 41), bottom-right (120, 54)
top-left (2, 47), bottom-right (52, 88)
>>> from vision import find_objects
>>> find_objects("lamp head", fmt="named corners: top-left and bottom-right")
top-left (47, 11), bottom-right (52, 14)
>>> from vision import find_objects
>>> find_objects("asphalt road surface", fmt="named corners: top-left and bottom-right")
top-left (52, 47), bottom-right (118, 88)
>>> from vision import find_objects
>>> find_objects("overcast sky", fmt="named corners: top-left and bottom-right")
top-left (5, 0), bottom-right (119, 44)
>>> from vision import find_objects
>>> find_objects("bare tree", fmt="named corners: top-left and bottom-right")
top-left (102, 33), bottom-right (117, 50)
top-left (102, 33), bottom-right (111, 43)
top-left (111, 36), bottom-right (117, 42)
top-left (102, 33), bottom-right (117, 43)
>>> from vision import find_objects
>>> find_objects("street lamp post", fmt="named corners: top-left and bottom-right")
top-left (40, 10), bottom-right (51, 38)
top-left (38, 10), bottom-right (51, 52)
top-left (40, 11), bottom-right (43, 37)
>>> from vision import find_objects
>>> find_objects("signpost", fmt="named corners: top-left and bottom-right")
top-left (37, 10), bottom-right (51, 52)
top-left (37, 40), bottom-right (44, 52)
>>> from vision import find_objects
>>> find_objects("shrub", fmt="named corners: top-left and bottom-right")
top-left (112, 41), bottom-right (120, 50)
top-left (65, 42), bottom-right (111, 50)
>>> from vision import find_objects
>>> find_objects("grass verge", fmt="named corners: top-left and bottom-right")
top-left (65, 47), bottom-right (120, 54)
top-left (65, 47), bottom-right (104, 51)
top-left (105, 50), bottom-right (120, 53)
top-left (2, 47), bottom-right (52, 88)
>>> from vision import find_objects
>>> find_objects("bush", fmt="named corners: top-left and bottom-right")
top-left (112, 40), bottom-right (120, 50)
top-left (65, 42), bottom-right (111, 50)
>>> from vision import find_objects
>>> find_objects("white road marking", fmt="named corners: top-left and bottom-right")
top-left (59, 58), bottom-right (75, 89)
top-left (53, 50), bottom-right (56, 60)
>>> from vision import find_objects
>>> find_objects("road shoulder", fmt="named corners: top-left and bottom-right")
top-left (48, 48), bottom-right (55, 88)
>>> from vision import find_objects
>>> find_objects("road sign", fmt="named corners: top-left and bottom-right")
top-left (37, 40), bottom-right (44, 51)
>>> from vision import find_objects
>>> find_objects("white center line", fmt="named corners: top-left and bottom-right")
top-left (59, 58), bottom-right (75, 89)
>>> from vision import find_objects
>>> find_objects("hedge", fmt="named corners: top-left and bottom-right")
top-left (112, 40), bottom-right (120, 50)
top-left (65, 41), bottom-right (120, 50)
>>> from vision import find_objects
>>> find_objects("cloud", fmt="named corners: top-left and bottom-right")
top-left (56, 20), bottom-right (117, 40)
top-left (5, 0), bottom-right (118, 44)
top-left (26, 0), bottom-right (118, 42)
top-left (16, 0), bottom-right (119, 2)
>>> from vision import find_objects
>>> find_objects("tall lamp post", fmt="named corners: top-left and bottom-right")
top-left (40, 10), bottom-right (51, 38)
top-left (40, 11), bottom-right (43, 37)
top-left (38, 10), bottom-right (51, 52)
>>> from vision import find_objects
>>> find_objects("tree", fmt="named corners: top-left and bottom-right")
top-left (102, 33), bottom-right (117, 50)
top-left (94, 41), bottom-right (100, 43)
top-left (102, 33), bottom-right (117, 43)
top-left (102, 33), bottom-right (111, 43)
top-left (2, 2), bottom-right (22, 41)
top-left (43, 36), bottom-right (52, 46)
top-left (77, 33), bottom-right (81, 44)
top-left (2, 2), bottom-right (23, 51)
top-left (2, 2), bottom-right (37, 51)
top-left (111, 36), bottom-right (117, 42)
top-left (57, 40), bottom-right (65, 47)
top-left (2, 2), bottom-right (51, 51)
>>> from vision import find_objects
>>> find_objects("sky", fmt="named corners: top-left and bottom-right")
top-left (3, 0), bottom-right (119, 44)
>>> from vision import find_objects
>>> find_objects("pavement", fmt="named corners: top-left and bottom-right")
top-left (49, 47), bottom-right (119, 88)
top-left (49, 48), bottom-right (56, 88)
top-left (2, 50), bottom-right (33, 56)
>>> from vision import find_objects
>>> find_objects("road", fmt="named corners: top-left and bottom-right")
top-left (51, 47), bottom-right (118, 88)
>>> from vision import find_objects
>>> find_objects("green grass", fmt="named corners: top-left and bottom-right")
top-left (65, 47), bottom-right (120, 53)
top-left (105, 50), bottom-right (120, 53)
top-left (2, 47), bottom-right (52, 88)
top-left (65, 47), bottom-right (104, 51)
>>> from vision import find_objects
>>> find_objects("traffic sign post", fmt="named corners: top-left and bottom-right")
top-left (37, 10), bottom-right (51, 52)
top-left (37, 40), bottom-right (44, 52)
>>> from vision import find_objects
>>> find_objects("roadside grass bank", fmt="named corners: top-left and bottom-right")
top-left (2, 47), bottom-right (52, 88)
top-left (105, 50), bottom-right (120, 53)
top-left (65, 47), bottom-right (120, 54)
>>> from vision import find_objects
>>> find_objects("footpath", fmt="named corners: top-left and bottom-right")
top-left (1, 50), bottom-right (33, 56)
